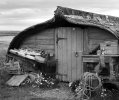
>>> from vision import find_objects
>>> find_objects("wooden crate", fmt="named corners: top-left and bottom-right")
top-left (100, 40), bottom-right (119, 54)
top-left (4, 61), bottom-right (21, 74)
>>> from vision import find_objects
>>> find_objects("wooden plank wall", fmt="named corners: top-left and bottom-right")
top-left (87, 27), bottom-right (117, 52)
top-left (20, 29), bottom-right (55, 54)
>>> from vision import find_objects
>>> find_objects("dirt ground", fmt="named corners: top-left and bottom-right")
top-left (0, 38), bottom-right (75, 100)
top-left (0, 41), bottom-right (73, 100)
top-left (0, 37), bottom-right (119, 100)
top-left (1, 83), bottom-right (119, 100)
top-left (0, 83), bottom-right (75, 100)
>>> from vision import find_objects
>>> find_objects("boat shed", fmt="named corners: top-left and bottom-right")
top-left (7, 6), bottom-right (119, 82)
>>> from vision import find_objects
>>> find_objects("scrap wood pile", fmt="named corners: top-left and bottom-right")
top-left (22, 72), bottom-right (59, 88)
top-left (1, 48), bottom-right (58, 88)
top-left (6, 72), bottom-right (59, 88)
top-left (9, 48), bottom-right (49, 63)
top-left (7, 48), bottom-right (57, 71)
top-left (7, 48), bottom-right (57, 73)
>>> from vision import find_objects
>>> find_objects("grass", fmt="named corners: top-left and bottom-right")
top-left (0, 43), bottom-right (9, 67)
top-left (0, 31), bottom-right (19, 36)
top-left (0, 42), bottom-right (10, 85)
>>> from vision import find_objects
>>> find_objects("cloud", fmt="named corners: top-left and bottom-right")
top-left (62, 0), bottom-right (119, 9)
top-left (0, 8), bottom-right (42, 19)
top-left (1, 8), bottom-right (38, 15)
top-left (0, 7), bottom-right (53, 30)
top-left (0, 0), bottom-right (7, 5)
top-left (1, 0), bottom-right (118, 10)
top-left (0, 17), bottom-right (53, 31)
top-left (0, 25), bottom-right (26, 31)
top-left (78, 7), bottom-right (119, 17)
top-left (1, 0), bottom-right (119, 30)
top-left (101, 9), bottom-right (119, 17)
top-left (0, 14), bottom-right (53, 26)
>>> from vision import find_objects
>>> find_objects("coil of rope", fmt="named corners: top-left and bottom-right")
top-left (75, 72), bottom-right (102, 100)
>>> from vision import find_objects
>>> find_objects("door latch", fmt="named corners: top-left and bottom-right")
top-left (75, 52), bottom-right (79, 57)
top-left (74, 51), bottom-right (82, 57)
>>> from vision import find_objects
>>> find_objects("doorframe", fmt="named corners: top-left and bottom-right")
top-left (54, 27), bottom-right (59, 78)
top-left (54, 27), bottom-right (85, 81)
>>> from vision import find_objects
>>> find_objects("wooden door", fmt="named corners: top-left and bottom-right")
top-left (55, 27), bottom-right (83, 81)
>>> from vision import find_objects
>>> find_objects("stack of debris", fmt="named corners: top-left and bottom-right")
top-left (9, 48), bottom-right (47, 63)
top-left (2, 48), bottom-right (58, 88)
top-left (6, 72), bottom-right (59, 88)
top-left (7, 48), bottom-right (57, 73)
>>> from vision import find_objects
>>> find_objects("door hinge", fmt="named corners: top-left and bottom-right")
top-left (56, 34), bottom-right (67, 44)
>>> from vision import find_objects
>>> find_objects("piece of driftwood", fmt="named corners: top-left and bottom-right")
top-left (6, 74), bottom-right (28, 86)
top-left (35, 55), bottom-right (45, 63)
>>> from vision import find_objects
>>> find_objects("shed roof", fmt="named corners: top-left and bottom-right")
top-left (8, 6), bottom-right (119, 51)
top-left (55, 6), bottom-right (119, 38)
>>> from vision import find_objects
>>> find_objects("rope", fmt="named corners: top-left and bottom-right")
top-left (83, 72), bottom-right (102, 90)
top-left (76, 72), bottom-right (102, 99)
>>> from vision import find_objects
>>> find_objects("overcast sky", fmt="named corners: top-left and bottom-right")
top-left (1, 0), bottom-right (119, 31)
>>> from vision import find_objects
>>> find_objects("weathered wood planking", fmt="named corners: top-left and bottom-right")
top-left (62, 28), bottom-right (68, 81)
top-left (37, 30), bottom-right (54, 35)
top-left (20, 28), bottom-right (55, 54)
top-left (21, 44), bottom-right (54, 50)
top-left (76, 28), bottom-right (83, 80)
top-left (56, 27), bottom-right (83, 81)
top-left (67, 28), bottom-right (72, 81)
top-left (87, 27), bottom-right (117, 51)
top-left (88, 27), bottom-right (116, 40)
top-left (57, 27), bottom-right (63, 80)
top-left (71, 28), bottom-right (77, 81)
top-left (6, 74), bottom-right (28, 86)
top-left (57, 27), bottom-right (68, 81)
top-left (88, 28), bottom-right (116, 40)
top-left (36, 30), bottom-right (54, 39)
top-left (83, 29), bottom-right (89, 54)
top-left (61, 27), bottom-right (65, 81)
top-left (23, 39), bottom-right (54, 45)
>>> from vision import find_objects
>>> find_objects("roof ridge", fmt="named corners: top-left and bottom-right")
top-left (56, 6), bottom-right (119, 18)
top-left (55, 6), bottom-right (119, 25)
